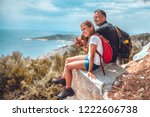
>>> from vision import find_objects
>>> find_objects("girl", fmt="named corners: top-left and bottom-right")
top-left (52, 20), bottom-right (103, 99)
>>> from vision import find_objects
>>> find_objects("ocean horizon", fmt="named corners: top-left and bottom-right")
top-left (0, 29), bottom-right (75, 58)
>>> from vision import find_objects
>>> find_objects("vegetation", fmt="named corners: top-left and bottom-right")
top-left (0, 45), bottom-right (83, 99)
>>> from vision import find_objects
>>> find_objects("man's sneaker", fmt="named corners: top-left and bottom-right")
top-left (52, 77), bottom-right (66, 86)
top-left (57, 87), bottom-right (74, 99)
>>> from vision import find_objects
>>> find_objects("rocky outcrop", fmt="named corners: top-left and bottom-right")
top-left (108, 54), bottom-right (150, 100)
top-left (133, 42), bottom-right (150, 61)
top-left (108, 43), bottom-right (150, 100)
top-left (70, 63), bottom-right (126, 100)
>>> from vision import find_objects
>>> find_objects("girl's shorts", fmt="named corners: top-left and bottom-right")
top-left (84, 56), bottom-right (100, 71)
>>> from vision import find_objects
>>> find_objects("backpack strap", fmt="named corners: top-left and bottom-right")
top-left (114, 27), bottom-right (122, 39)
top-left (96, 50), bottom-right (105, 75)
top-left (114, 26), bottom-right (121, 48)
top-left (94, 34), bottom-right (106, 75)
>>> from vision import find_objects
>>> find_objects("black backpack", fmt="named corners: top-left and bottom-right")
top-left (114, 26), bottom-right (132, 59)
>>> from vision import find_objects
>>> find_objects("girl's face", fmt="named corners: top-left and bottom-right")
top-left (81, 24), bottom-right (92, 38)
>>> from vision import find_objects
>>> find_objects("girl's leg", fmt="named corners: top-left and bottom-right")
top-left (57, 60), bottom-right (88, 99)
top-left (65, 55), bottom-right (86, 64)
top-left (52, 55), bottom-right (87, 87)
top-left (62, 55), bottom-right (86, 78)
top-left (64, 60), bottom-right (86, 88)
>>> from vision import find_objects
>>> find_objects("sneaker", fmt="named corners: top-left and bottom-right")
top-left (52, 77), bottom-right (66, 86)
top-left (57, 87), bottom-right (74, 99)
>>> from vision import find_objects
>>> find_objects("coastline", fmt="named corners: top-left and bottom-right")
top-left (32, 34), bottom-right (76, 41)
top-left (32, 34), bottom-right (77, 59)
top-left (0, 33), bottom-right (76, 58)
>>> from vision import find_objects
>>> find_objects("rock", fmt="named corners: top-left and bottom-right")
top-left (108, 53), bottom-right (150, 100)
top-left (133, 42), bottom-right (150, 61)
top-left (70, 63), bottom-right (126, 100)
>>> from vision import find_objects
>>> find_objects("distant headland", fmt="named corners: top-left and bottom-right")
top-left (32, 34), bottom-right (77, 41)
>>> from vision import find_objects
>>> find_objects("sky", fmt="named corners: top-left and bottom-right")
top-left (0, 0), bottom-right (150, 34)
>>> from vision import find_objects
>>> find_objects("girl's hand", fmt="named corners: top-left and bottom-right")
top-left (87, 71), bottom-right (96, 79)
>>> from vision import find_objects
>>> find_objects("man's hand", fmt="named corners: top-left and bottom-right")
top-left (74, 36), bottom-right (83, 46)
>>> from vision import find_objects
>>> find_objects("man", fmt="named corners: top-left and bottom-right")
top-left (75, 35), bottom-right (88, 54)
top-left (93, 9), bottom-right (119, 62)
top-left (74, 35), bottom-right (83, 47)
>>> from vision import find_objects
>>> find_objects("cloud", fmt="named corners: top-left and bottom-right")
top-left (0, 0), bottom-right (60, 22)
top-left (84, 0), bottom-right (150, 15)
top-left (28, 0), bottom-right (60, 12)
top-left (1, 0), bottom-right (149, 23)
top-left (0, 0), bottom-right (149, 33)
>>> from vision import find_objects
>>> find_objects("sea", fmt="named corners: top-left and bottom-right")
top-left (0, 29), bottom-right (75, 58)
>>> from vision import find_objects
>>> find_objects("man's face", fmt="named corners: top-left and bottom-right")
top-left (93, 12), bottom-right (105, 26)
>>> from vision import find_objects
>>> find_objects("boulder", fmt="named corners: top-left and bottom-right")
top-left (70, 63), bottom-right (126, 100)
top-left (133, 42), bottom-right (150, 61)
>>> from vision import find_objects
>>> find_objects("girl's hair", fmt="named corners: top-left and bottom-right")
top-left (81, 34), bottom-right (87, 49)
top-left (81, 20), bottom-right (96, 36)
top-left (80, 20), bottom-right (96, 49)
